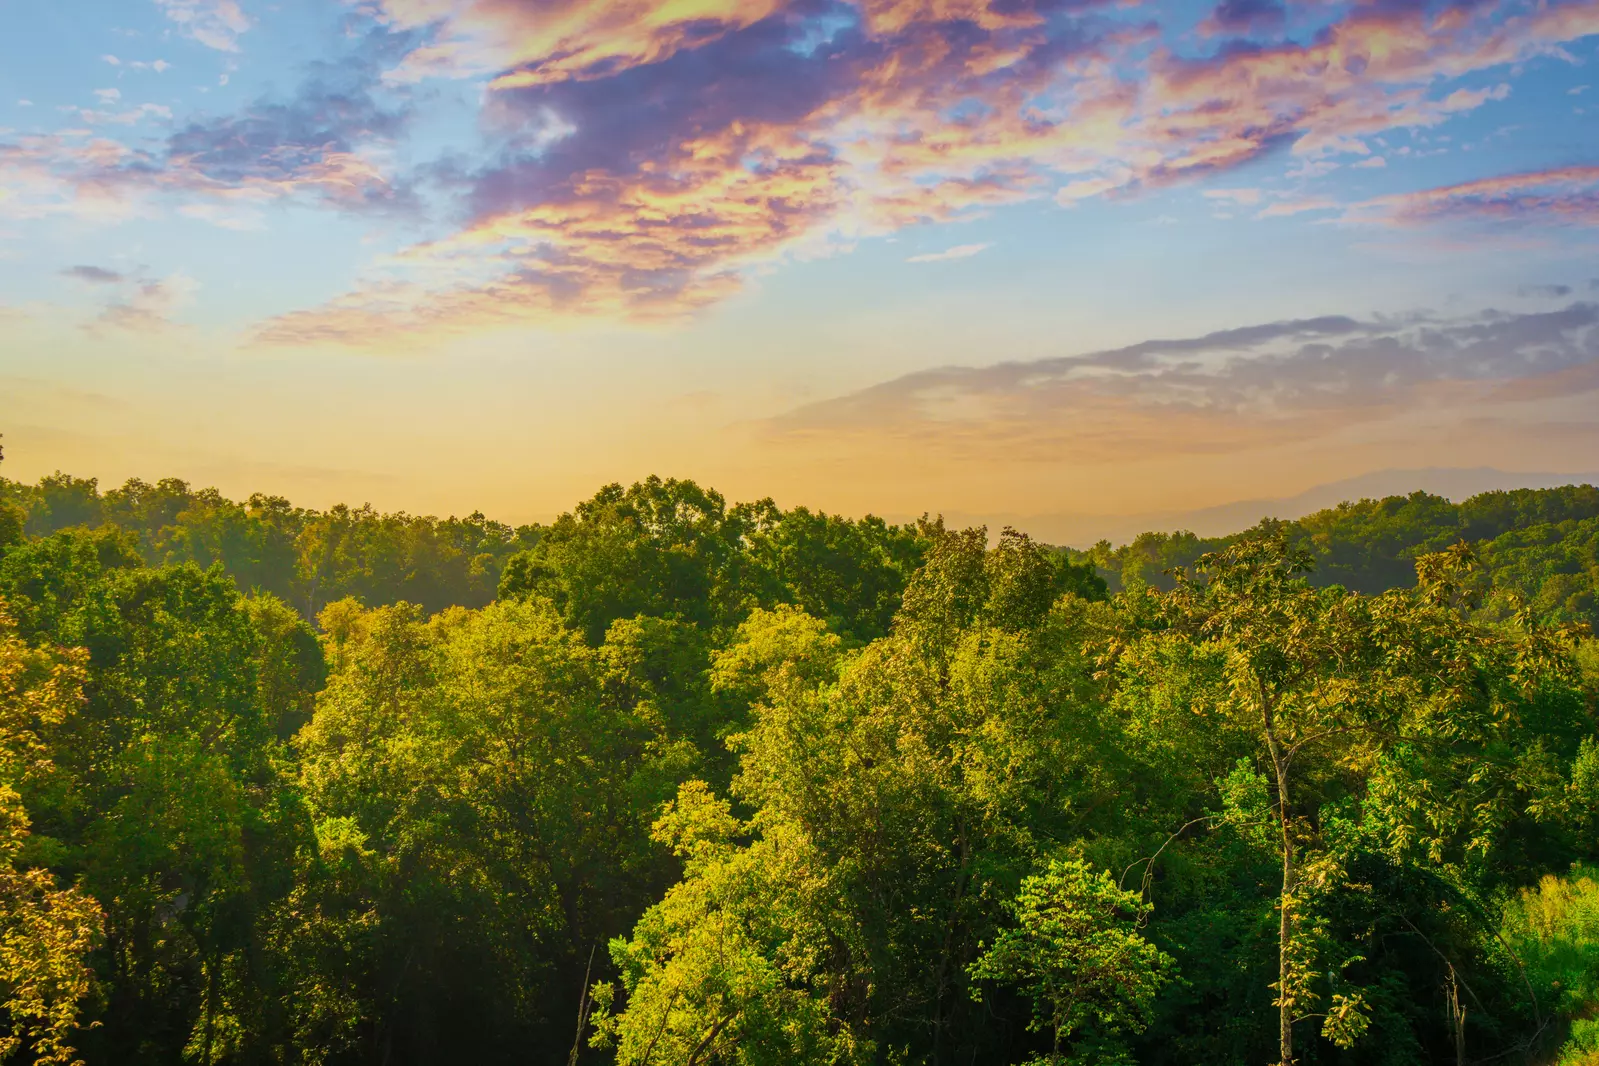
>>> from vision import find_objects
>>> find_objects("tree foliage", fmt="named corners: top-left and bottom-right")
top-left (0, 469), bottom-right (1593, 1066)
top-left (0, 607), bottom-right (101, 1065)
top-left (970, 858), bottom-right (1174, 1065)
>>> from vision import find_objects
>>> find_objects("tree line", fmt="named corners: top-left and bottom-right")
top-left (1076, 485), bottom-right (1599, 630)
top-left (0, 468), bottom-right (1595, 1066)
top-left (6, 473), bottom-right (1597, 635)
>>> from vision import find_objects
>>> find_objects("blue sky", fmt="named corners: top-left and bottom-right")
top-left (1, 0), bottom-right (1597, 531)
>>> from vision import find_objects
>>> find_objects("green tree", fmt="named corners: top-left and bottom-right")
top-left (499, 478), bottom-right (751, 644)
top-left (291, 597), bottom-right (701, 1063)
top-left (1502, 866), bottom-right (1599, 1065)
top-left (27, 476), bottom-right (102, 537)
top-left (0, 549), bottom-right (313, 1064)
top-left (1125, 527), bottom-right (1594, 1065)
top-left (0, 507), bottom-right (21, 554)
top-left (591, 782), bottom-right (867, 1066)
top-left (603, 528), bottom-right (1122, 1065)
top-left (970, 858), bottom-right (1174, 1065)
top-left (739, 503), bottom-right (926, 644)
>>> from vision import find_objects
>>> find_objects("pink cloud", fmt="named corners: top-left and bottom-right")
top-left (906, 242), bottom-right (991, 263)
top-left (1255, 196), bottom-right (1343, 219)
top-left (56, 0), bottom-right (1589, 346)
top-left (371, 0), bottom-right (785, 86)
top-left (1347, 166), bottom-right (1599, 228)
top-left (1204, 187), bottom-right (1264, 206)
top-left (261, 2), bottom-right (1095, 343)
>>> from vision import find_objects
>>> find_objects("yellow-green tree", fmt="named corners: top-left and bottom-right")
top-left (0, 605), bottom-right (101, 1064)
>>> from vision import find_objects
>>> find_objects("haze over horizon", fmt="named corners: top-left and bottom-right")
top-left (3, 0), bottom-right (1598, 521)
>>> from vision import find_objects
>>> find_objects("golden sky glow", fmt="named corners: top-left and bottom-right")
top-left (2, 0), bottom-right (1597, 537)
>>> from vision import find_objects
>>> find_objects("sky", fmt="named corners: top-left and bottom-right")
top-left (1, 0), bottom-right (1597, 535)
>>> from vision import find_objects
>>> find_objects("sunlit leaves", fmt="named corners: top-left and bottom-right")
top-left (0, 788), bottom-right (101, 1066)
top-left (0, 605), bottom-right (101, 1065)
top-left (970, 859), bottom-right (1174, 1065)
top-left (1502, 867), bottom-right (1599, 1065)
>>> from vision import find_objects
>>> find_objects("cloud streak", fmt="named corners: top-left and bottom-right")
top-left (62, 265), bottom-right (125, 284)
top-left (1348, 166), bottom-right (1599, 229)
top-left (766, 302), bottom-right (1599, 463)
top-left (907, 243), bottom-right (991, 263)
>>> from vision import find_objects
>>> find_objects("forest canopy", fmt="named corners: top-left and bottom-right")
top-left (0, 467), bottom-right (1595, 1066)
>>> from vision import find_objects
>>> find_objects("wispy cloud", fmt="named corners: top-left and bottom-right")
top-left (164, 57), bottom-right (411, 211)
top-left (68, 102), bottom-right (174, 127)
top-left (0, 39), bottom-right (411, 224)
top-left (94, 272), bottom-right (199, 331)
top-left (1347, 166), bottom-right (1599, 229)
top-left (907, 243), bottom-right (991, 263)
top-left (176, 201), bottom-right (266, 230)
top-left (128, 59), bottom-right (173, 74)
top-left (153, 0), bottom-right (252, 53)
top-left (1243, 166), bottom-right (1599, 229)
top-left (1204, 188), bottom-right (1264, 207)
top-left (48, 263), bottom-right (200, 331)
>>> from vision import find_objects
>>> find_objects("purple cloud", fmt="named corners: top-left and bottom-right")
top-left (0, 29), bottom-right (417, 224)
top-left (62, 265), bottom-right (125, 284)
top-left (258, 0), bottom-right (1599, 345)
top-left (1206, 0), bottom-right (1286, 34)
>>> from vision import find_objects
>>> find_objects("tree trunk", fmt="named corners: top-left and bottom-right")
top-left (567, 943), bottom-right (597, 1066)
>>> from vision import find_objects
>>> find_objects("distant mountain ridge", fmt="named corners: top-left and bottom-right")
top-left (936, 468), bottom-right (1599, 548)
